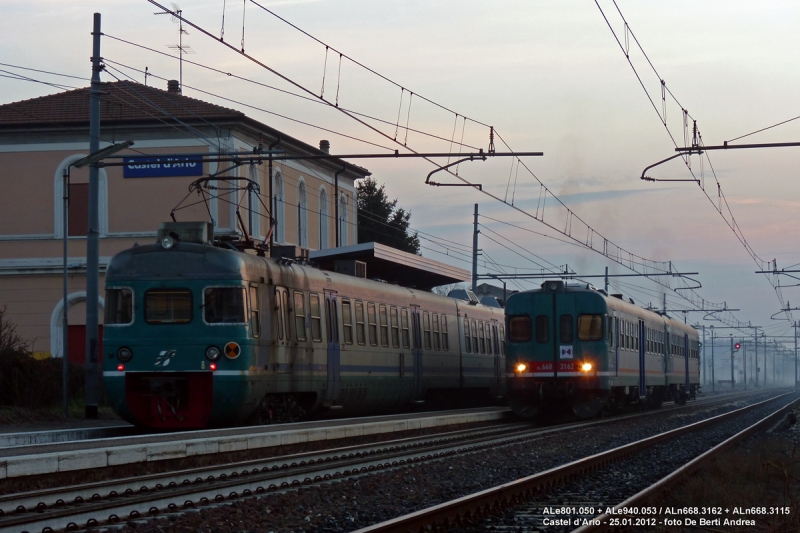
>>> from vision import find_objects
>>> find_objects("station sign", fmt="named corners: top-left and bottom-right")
top-left (123, 155), bottom-right (203, 178)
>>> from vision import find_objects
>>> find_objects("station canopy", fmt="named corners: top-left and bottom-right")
top-left (309, 242), bottom-right (470, 291)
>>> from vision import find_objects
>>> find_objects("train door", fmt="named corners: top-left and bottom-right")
top-left (554, 292), bottom-right (577, 377)
top-left (492, 322), bottom-right (502, 393)
top-left (410, 306), bottom-right (423, 398)
top-left (274, 287), bottom-right (292, 373)
top-left (638, 320), bottom-right (646, 399)
top-left (324, 290), bottom-right (341, 404)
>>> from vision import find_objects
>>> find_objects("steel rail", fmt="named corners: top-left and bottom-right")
top-left (351, 391), bottom-right (795, 533)
top-left (0, 390), bottom-right (769, 533)
top-left (573, 394), bottom-right (800, 533)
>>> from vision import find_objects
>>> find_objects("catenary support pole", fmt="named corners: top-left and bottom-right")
top-left (471, 204), bottom-right (479, 292)
top-left (701, 326), bottom-right (706, 387)
top-left (711, 328), bottom-right (715, 391)
top-left (730, 335), bottom-right (734, 390)
top-left (84, 12), bottom-right (102, 419)
top-left (62, 168), bottom-right (69, 418)
top-left (743, 343), bottom-right (747, 391)
top-left (795, 321), bottom-right (798, 389)
top-left (604, 266), bottom-right (609, 293)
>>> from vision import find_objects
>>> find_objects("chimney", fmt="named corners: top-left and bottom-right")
top-left (167, 80), bottom-right (181, 94)
top-left (319, 140), bottom-right (330, 154)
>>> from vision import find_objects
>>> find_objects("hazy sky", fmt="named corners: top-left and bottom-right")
top-left (3, 0), bottom-right (800, 341)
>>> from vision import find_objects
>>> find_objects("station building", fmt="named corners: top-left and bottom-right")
top-left (0, 80), bottom-right (369, 360)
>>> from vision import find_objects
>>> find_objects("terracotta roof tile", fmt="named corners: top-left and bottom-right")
top-left (0, 80), bottom-right (243, 127)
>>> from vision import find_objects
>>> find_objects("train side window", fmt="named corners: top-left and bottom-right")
top-left (355, 300), bottom-right (366, 345)
top-left (309, 293), bottom-right (322, 342)
top-left (486, 323), bottom-right (493, 355)
top-left (401, 308), bottom-right (410, 348)
top-left (146, 288), bottom-right (193, 324)
top-left (559, 314), bottom-right (573, 344)
top-left (471, 320), bottom-right (479, 351)
top-left (293, 291), bottom-right (307, 341)
top-left (105, 288), bottom-right (133, 325)
top-left (342, 299), bottom-right (353, 345)
top-left (493, 324), bottom-right (500, 353)
top-left (635, 324), bottom-right (639, 351)
top-left (478, 322), bottom-right (486, 354)
top-left (379, 304), bottom-right (389, 347)
top-left (500, 325), bottom-right (506, 354)
top-left (250, 286), bottom-right (260, 338)
top-left (283, 290), bottom-right (291, 341)
top-left (390, 307), bottom-right (400, 348)
top-left (441, 315), bottom-right (449, 350)
top-left (606, 316), bottom-right (612, 347)
top-left (275, 289), bottom-right (285, 341)
top-left (367, 303), bottom-right (378, 346)
top-left (432, 313), bottom-right (441, 351)
top-left (577, 315), bottom-right (603, 341)
top-left (422, 311), bottom-right (431, 350)
top-left (464, 318), bottom-right (472, 352)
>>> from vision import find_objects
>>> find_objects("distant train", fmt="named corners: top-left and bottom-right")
top-left (102, 222), bottom-right (505, 429)
top-left (505, 280), bottom-right (700, 418)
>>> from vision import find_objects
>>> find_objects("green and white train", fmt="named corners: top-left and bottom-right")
top-left (103, 223), bottom-right (506, 428)
top-left (505, 280), bottom-right (700, 418)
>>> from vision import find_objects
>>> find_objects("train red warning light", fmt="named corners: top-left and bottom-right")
top-left (209, 363), bottom-right (217, 371)
top-left (117, 364), bottom-right (125, 371)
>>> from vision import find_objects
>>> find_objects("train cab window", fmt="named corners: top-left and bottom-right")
top-left (309, 293), bottom-right (322, 342)
top-left (441, 315), bottom-right (449, 351)
top-left (293, 291), bottom-right (307, 341)
top-left (508, 315), bottom-right (532, 343)
top-left (422, 312), bottom-right (431, 350)
top-left (105, 288), bottom-right (133, 325)
top-left (146, 288), bottom-right (193, 324)
top-left (464, 319), bottom-right (472, 352)
top-left (355, 300), bottom-right (366, 345)
top-left (432, 313), bottom-right (441, 351)
top-left (478, 322), bottom-right (486, 354)
top-left (249, 286), bottom-right (260, 338)
top-left (342, 300), bottom-right (353, 345)
top-left (390, 307), bottom-right (400, 348)
top-left (379, 305), bottom-right (389, 347)
top-left (367, 303), bottom-right (378, 346)
top-left (577, 315), bottom-right (603, 341)
top-left (559, 315), bottom-right (574, 344)
top-left (401, 308), bottom-right (410, 348)
top-left (203, 287), bottom-right (246, 324)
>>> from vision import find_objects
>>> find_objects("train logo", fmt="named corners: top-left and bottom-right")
top-left (560, 346), bottom-right (573, 359)
top-left (224, 342), bottom-right (241, 360)
top-left (154, 350), bottom-right (177, 367)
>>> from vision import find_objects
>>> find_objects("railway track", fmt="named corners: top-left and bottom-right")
top-left (0, 390), bottom-right (772, 533)
top-left (351, 390), bottom-right (799, 533)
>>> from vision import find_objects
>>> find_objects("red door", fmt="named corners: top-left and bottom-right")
top-left (67, 325), bottom-right (104, 365)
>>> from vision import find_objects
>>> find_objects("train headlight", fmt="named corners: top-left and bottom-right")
top-left (516, 363), bottom-right (527, 373)
top-left (581, 362), bottom-right (593, 372)
top-left (205, 345), bottom-right (221, 361)
top-left (117, 347), bottom-right (133, 362)
top-left (161, 235), bottom-right (175, 250)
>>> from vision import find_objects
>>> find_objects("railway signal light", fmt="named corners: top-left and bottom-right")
top-left (734, 342), bottom-right (741, 351)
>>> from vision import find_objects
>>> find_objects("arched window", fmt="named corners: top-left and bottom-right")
top-left (319, 187), bottom-right (328, 249)
top-left (274, 170), bottom-right (284, 243)
top-left (297, 179), bottom-right (308, 247)
top-left (339, 193), bottom-right (348, 247)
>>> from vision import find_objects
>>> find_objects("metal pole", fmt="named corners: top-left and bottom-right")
top-left (701, 326), bottom-right (706, 388)
top-left (795, 321), bottom-right (798, 389)
top-left (471, 204), bottom-right (479, 292)
top-left (754, 327), bottom-right (758, 388)
top-left (84, 12), bottom-right (102, 419)
top-left (711, 327), bottom-right (715, 391)
top-left (730, 335), bottom-right (734, 390)
top-left (267, 136), bottom-right (280, 254)
top-left (604, 266), bottom-right (609, 293)
top-left (62, 168), bottom-right (70, 419)
top-left (743, 343), bottom-right (747, 391)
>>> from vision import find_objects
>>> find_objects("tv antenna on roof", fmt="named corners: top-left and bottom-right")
top-left (155, 3), bottom-right (194, 90)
